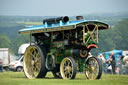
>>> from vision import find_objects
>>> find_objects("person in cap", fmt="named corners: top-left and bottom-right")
top-left (106, 52), bottom-right (116, 74)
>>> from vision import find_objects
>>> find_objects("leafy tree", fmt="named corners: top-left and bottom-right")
top-left (0, 34), bottom-right (11, 48)
top-left (11, 35), bottom-right (30, 54)
top-left (113, 18), bottom-right (128, 50)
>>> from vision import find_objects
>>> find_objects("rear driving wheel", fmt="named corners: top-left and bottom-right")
top-left (85, 57), bottom-right (102, 80)
top-left (23, 45), bottom-right (47, 79)
top-left (60, 57), bottom-right (77, 79)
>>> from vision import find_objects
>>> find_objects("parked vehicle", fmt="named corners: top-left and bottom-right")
top-left (19, 16), bottom-right (109, 79)
top-left (0, 48), bottom-right (10, 71)
top-left (9, 55), bottom-right (23, 72)
top-left (9, 43), bottom-right (30, 72)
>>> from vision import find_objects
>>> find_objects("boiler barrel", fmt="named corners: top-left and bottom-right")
top-left (63, 49), bottom-right (88, 59)
top-left (64, 49), bottom-right (80, 57)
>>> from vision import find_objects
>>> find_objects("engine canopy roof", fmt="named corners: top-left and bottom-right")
top-left (19, 19), bottom-right (109, 34)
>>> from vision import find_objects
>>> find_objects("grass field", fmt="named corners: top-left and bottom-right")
top-left (0, 72), bottom-right (128, 85)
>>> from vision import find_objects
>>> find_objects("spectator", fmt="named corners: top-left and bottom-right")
top-left (76, 16), bottom-right (84, 20)
top-left (97, 54), bottom-right (105, 72)
top-left (123, 54), bottom-right (128, 65)
top-left (0, 58), bottom-right (3, 72)
top-left (123, 54), bottom-right (128, 74)
top-left (106, 52), bottom-right (116, 74)
top-left (97, 54), bottom-right (105, 64)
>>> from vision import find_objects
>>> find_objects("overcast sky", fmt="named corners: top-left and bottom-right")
top-left (0, 0), bottom-right (128, 16)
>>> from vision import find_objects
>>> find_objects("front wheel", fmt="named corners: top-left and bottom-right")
top-left (85, 57), bottom-right (102, 80)
top-left (60, 57), bottom-right (77, 79)
top-left (23, 45), bottom-right (47, 79)
top-left (16, 67), bottom-right (23, 72)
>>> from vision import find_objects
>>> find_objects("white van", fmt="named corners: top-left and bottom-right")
top-left (9, 43), bottom-right (30, 72)
top-left (9, 55), bottom-right (23, 72)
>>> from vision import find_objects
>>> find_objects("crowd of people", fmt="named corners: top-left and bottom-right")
top-left (97, 52), bottom-right (128, 74)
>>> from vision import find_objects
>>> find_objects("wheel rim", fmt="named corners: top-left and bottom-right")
top-left (17, 67), bottom-right (22, 72)
top-left (85, 57), bottom-right (99, 80)
top-left (60, 57), bottom-right (74, 79)
top-left (24, 45), bottom-right (41, 79)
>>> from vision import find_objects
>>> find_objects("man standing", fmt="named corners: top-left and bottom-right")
top-left (0, 58), bottom-right (3, 72)
top-left (97, 54), bottom-right (106, 72)
top-left (106, 52), bottom-right (116, 74)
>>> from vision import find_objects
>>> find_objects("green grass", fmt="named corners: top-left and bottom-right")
top-left (0, 72), bottom-right (128, 85)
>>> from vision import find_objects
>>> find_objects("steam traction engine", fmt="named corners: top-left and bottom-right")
top-left (19, 16), bottom-right (109, 79)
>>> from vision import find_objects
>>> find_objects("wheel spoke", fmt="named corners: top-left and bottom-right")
top-left (35, 62), bottom-right (41, 72)
top-left (28, 50), bottom-right (37, 61)
top-left (35, 52), bottom-right (39, 58)
top-left (68, 61), bottom-right (70, 66)
top-left (65, 71), bottom-right (68, 77)
top-left (33, 48), bottom-right (37, 59)
top-left (35, 56), bottom-right (40, 63)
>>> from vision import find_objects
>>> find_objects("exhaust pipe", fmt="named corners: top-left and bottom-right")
top-left (43, 16), bottom-right (69, 24)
